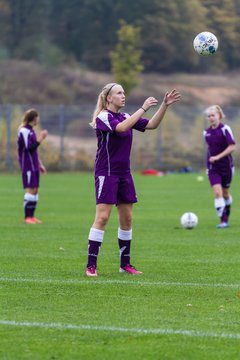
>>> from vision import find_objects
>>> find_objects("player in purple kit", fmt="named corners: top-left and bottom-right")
top-left (85, 82), bottom-right (181, 277)
top-left (203, 105), bottom-right (236, 228)
top-left (18, 109), bottom-right (48, 224)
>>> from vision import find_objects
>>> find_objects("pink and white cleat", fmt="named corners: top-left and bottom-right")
top-left (216, 222), bottom-right (229, 229)
top-left (119, 264), bottom-right (143, 275)
top-left (33, 217), bottom-right (42, 224)
top-left (85, 265), bottom-right (98, 277)
top-left (24, 217), bottom-right (37, 224)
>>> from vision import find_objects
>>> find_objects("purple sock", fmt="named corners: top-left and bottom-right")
top-left (118, 239), bottom-right (131, 268)
top-left (221, 207), bottom-right (228, 223)
top-left (24, 201), bottom-right (36, 218)
top-left (87, 240), bottom-right (102, 267)
top-left (225, 204), bottom-right (231, 218)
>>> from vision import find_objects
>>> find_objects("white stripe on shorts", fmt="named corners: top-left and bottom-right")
top-left (98, 176), bottom-right (105, 199)
top-left (27, 171), bottom-right (31, 184)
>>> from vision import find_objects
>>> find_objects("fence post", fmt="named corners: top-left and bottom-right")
top-left (5, 104), bottom-right (13, 170)
top-left (59, 105), bottom-right (65, 165)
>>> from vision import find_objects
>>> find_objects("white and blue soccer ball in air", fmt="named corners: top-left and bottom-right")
top-left (181, 212), bottom-right (198, 229)
top-left (193, 32), bottom-right (218, 56)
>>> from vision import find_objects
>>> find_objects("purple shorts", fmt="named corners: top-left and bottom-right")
top-left (95, 173), bottom-right (138, 205)
top-left (22, 170), bottom-right (40, 189)
top-left (207, 167), bottom-right (234, 188)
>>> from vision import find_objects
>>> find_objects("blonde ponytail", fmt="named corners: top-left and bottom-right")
top-left (89, 83), bottom-right (117, 128)
top-left (215, 105), bottom-right (225, 120)
top-left (18, 108), bottom-right (38, 131)
top-left (204, 105), bottom-right (226, 120)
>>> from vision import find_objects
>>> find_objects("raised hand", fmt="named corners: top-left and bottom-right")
top-left (39, 163), bottom-right (47, 174)
top-left (142, 97), bottom-right (158, 111)
top-left (163, 89), bottom-right (181, 106)
top-left (38, 129), bottom-right (48, 142)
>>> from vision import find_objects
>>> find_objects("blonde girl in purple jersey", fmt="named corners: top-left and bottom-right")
top-left (203, 105), bottom-right (236, 228)
top-left (18, 109), bottom-right (48, 224)
top-left (85, 83), bottom-right (181, 277)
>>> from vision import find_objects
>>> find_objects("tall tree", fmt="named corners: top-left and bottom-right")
top-left (139, 0), bottom-right (209, 72)
top-left (7, 0), bottom-right (51, 60)
top-left (202, 0), bottom-right (240, 68)
top-left (1, 0), bottom-right (240, 72)
top-left (110, 20), bottom-right (143, 95)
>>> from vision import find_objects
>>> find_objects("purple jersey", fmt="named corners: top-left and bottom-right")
top-left (94, 110), bottom-right (149, 176)
top-left (203, 122), bottom-right (235, 171)
top-left (18, 125), bottom-right (40, 173)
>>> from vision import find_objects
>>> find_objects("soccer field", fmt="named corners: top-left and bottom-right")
top-left (1, 172), bottom-right (240, 359)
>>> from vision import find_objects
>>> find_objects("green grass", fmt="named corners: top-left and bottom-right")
top-left (1, 172), bottom-right (240, 360)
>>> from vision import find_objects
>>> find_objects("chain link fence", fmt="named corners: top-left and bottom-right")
top-left (1, 104), bottom-right (240, 172)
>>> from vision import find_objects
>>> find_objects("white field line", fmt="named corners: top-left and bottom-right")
top-left (0, 276), bottom-right (240, 288)
top-left (0, 319), bottom-right (240, 340)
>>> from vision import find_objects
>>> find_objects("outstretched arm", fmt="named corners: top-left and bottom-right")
top-left (115, 97), bottom-right (158, 133)
top-left (145, 89), bottom-right (181, 130)
top-left (38, 129), bottom-right (48, 143)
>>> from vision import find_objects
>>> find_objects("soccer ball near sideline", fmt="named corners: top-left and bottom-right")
top-left (193, 32), bottom-right (218, 56)
top-left (180, 212), bottom-right (198, 229)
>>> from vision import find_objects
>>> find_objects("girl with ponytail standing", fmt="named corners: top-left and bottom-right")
top-left (85, 83), bottom-right (180, 276)
top-left (18, 109), bottom-right (48, 224)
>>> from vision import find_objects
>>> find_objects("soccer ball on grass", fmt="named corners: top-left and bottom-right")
top-left (193, 31), bottom-right (218, 56)
top-left (180, 212), bottom-right (198, 229)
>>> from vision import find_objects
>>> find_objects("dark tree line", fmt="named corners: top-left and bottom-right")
top-left (0, 0), bottom-right (240, 73)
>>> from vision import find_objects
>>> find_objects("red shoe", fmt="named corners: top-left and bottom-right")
top-left (119, 264), bottom-right (143, 274)
top-left (24, 217), bottom-right (37, 224)
top-left (33, 217), bottom-right (42, 224)
top-left (85, 265), bottom-right (98, 277)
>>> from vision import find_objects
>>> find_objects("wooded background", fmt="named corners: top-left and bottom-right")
top-left (0, 0), bottom-right (240, 73)
top-left (1, 0), bottom-right (240, 172)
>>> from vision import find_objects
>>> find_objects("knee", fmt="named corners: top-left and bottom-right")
top-left (120, 215), bottom-right (132, 229)
top-left (95, 213), bottom-right (109, 228)
top-left (214, 189), bottom-right (222, 198)
top-left (223, 190), bottom-right (230, 200)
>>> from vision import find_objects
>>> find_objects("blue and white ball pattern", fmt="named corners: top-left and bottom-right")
top-left (180, 212), bottom-right (198, 229)
top-left (193, 32), bottom-right (218, 56)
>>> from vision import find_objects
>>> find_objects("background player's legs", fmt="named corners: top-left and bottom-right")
top-left (213, 184), bottom-right (224, 218)
top-left (223, 188), bottom-right (232, 222)
top-left (24, 187), bottom-right (38, 223)
top-left (212, 184), bottom-right (228, 227)
top-left (221, 168), bottom-right (233, 224)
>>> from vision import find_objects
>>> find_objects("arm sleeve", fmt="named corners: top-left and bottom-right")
top-left (224, 125), bottom-right (236, 145)
top-left (19, 128), bottom-right (39, 151)
top-left (96, 112), bottom-right (119, 132)
top-left (26, 132), bottom-right (39, 152)
top-left (28, 141), bottom-right (40, 150)
top-left (133, 117), bottom-right (149, 132)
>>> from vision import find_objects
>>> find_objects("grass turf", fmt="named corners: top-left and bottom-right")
top-left (0, 172), bottom-right (240, 359)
